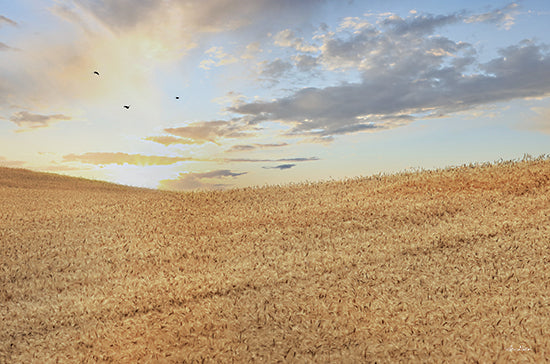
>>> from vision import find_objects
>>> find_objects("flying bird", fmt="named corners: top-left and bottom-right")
top-left (93, 71), bottom-right (100, 76)
top-left (176, 96), bottom-right (180, 99)
top-left (123, 105), bottom-right (130, 109)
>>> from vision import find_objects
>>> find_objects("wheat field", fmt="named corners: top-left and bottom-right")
top-left (1, 157), bottom-right (550, 362)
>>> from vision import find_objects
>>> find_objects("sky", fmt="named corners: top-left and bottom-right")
top-left (1, 0), bottom-right (550, 190)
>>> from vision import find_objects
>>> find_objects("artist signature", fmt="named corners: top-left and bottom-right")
top-left (506, 345), bottom-right (531, 352)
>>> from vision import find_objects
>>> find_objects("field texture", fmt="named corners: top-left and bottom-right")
top-left (1, 158), bottom-right (550, 362)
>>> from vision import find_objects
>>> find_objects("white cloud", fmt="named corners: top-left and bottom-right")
top-left (338, 17), bottom-right (372, 33)
top-left (62, 152), bottom-right (195, 166)
top-left (241, 41), bottom-right (262, 60)
top-left (200, 47), bottom-right (238, 70)
top-left (273, 29), bottom-right (317, 52)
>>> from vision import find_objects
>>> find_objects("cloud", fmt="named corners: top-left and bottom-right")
top-left (62, 152), bottom-right (195, 166)
top-left (8, 111), bottom-right (72, 130)
top-left (273, 29), bottom-right (317, 52)
top-left (225, 143), bottom-right (289, 152)
top-left (465, 3), bottom-right (520, 30)
top-left (228, 84), bottom-right (412, 137)
top-left (56, 0), bottom-right (162, 31)
top-left (0, 16), bottom-right (17, 53)
top-left (381, 13), bottom-right (461, 35)
top-left (0, 42), bottom-right (18, 51)
top-left (0, 15), bottom-right (17, 27)
top-left (241, 41), bottom-right (262, 60)
top-left (1, 1), bottom-right (329, 132)
top-left (144, 136), bottom-right (208, 146)
top-left (159, 169), bottom-right (247, 191)
top-left (260, 58), bottom-right (294, 80)
top-left (259, 56), bottom-right (320, 83)
top-left (0, 6), bottom-right (178, 120)
top-left (225, 10), bottom-right (550, 140)
top-left (262, 164), bottom-right (296, 170)
top-left (3, 0), bottom-right (329, 117)
top-left (200, 46), bottom-right (238, 70)
top-left (139, 7), bottom-right (536, 145)
top-left (294, 54), bottom-right (319, 72)
top-left (259, 143), bottom-right (290, 148)
top-left (227, 157), bottom-right (319, 162)
top-left (48, 1), bottom-right (196, 62)
top-left (318, 12), bottom-right (473, 72)
top-left (194, 170), bottom-right (246, 178)
top-left (226, 144), bottom-right (256, 152)
top-left (338, 16), bottom-right (372, 33)
top-left (165, 121), bottom-right (255, 144)
top-left (56, 0), bottom-right (328, 35)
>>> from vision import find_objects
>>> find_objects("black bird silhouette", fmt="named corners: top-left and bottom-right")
top-left (176, 96), bottom-right (180, 99)
top-left (93, 71), bottom-right (100, 76)
top-left (123, 105), bottom-right (130, 109)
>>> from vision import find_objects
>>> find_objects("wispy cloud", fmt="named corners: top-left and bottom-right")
top-left (57, 0), bottom-right (326, 34)
top-left (338, 16), bottom-right (373, 33)
top-left (225, 143), bottom-right (289, 152)
top-left (200, 46), bottom-right (238, 70)
top-left (159, 169), bottom-right (247, 191)
top-left (62, 152), bottom-right (196, 166)
top-left (465, 3), bottom-right (520, 30)
top-left (0, 15), bottom-right (17, 27)
top-left (9, 111), bottom-right (72, 130)
top-left (227, 157), bottom-right (319, 162)
top-left (241, 41), bottom-right (262, 60)
top-left (225, 144), bottom-right (256, 152)
top-left (165, 121), bottom-right (255, 144)
top-left (262, 164), bottom-right (296, 170)
top-left (273, 29), bottom-right (317, 52)
top-left (0, 42), bottom-right (18, 51)
top-left (144, 136), bottom-right (208, 146)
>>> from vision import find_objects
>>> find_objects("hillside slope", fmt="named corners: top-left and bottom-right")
top-left (1, 158), bottom-right (550, 362)
top-left (0, 167), bottom-right (147, 191)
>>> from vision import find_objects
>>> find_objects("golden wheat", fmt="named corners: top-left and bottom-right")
top-left (1, 157), bottom-right (549, 362)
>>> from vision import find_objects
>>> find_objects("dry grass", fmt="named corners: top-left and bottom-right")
top-left (1, 157), bottom-right (550, 362)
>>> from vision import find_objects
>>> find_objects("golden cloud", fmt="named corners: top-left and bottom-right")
top-left (62, 152), bottom-right (196, 166)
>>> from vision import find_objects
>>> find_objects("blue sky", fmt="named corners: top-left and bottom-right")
top-left (1, 0), bottom-right (549, 190)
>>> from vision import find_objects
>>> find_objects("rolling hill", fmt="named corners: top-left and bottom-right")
top-left (1, 157), bottom-right (550, 362)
